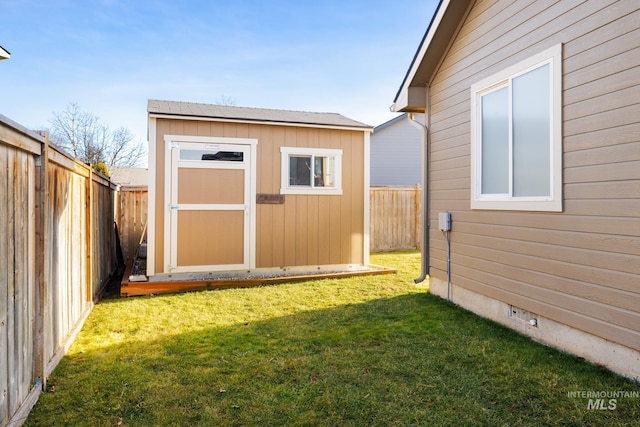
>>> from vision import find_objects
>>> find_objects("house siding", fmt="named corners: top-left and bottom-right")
top-left (428, 0), bottom-right (640, 353)
top-left (370, 114), bottom-right (422, 186)
top-left (153, 118), bottom-right (365, 274)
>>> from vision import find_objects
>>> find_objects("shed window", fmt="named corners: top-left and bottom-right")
top-left (470, 44), bottom-right (563, 211)
top-left (281, 147), bottom-right (342, 195)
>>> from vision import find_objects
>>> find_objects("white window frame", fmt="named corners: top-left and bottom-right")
top-left (280, 147), bottom-right (343, 195)
top-left (470, 43), bottom-right (563, 212)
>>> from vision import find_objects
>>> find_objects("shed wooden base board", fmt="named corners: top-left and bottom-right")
top-left (120, 265), bottom-right (396, 297)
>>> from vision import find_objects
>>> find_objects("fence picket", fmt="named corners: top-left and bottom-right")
top-left (0, 117), bottom-right (119, 426)
top-left (370, 186), bottom-right (422, 251)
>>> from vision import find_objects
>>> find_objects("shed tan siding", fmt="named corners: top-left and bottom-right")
top-left (153, 119), bottom-right (365, 273)
top-left (428, 0), bottom-right (640, 351)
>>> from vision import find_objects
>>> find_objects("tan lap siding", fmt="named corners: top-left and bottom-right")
top-left (428, 0), bottom-right (640, 351)
top-left (255, 127), bottom-right (365, 268)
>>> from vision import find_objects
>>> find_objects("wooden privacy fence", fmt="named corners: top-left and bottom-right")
top-left (113, 185), bottom-right (423, 260)
top-left (115, 186), bottom-right (148, 264)
top-left (370, 185), bottom-right (422, 252)
top-left (0, 115), bottom-right (119, 427)
top-left (113, 185), bottom-right (422, 265)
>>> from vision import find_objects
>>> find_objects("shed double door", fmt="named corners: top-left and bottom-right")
top-left (165, 139), bottom-right (256, 273)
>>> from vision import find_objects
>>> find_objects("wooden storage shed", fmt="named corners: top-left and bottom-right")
top-left (146, 99), bottom-right (373, 282)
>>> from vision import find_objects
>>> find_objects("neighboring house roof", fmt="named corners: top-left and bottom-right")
top-left (373, 113), bottom-right (409, 133)
top-left (392, 0), bottom-right (472, 112)
top-left (148, 99), bottom-right (372, 131)
top-left (109, 167), bottom-right (149, 186)
top-left (0, 45), bottom-right (10, 60)
top-left (373, 113), bottom-right (425, 133)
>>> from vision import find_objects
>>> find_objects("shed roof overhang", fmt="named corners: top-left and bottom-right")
top-left (0, 45), bottom-right (10, 60)
top-left (148, 99), bottom-right (373, 132)
top-left (391, 0), bottom-right (471, 113)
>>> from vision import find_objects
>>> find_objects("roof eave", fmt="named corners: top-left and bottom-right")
top-left (148, 111), bottom-right (373, 132)
top-left (391, 0), bottom-right (472, 113)
top-left (0, 45), bottom-right (10, 60)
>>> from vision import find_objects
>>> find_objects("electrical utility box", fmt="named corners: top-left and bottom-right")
top-left (439, 211), bottom-right (452, 231)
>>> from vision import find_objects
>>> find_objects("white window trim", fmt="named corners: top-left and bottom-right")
top-left (470, 43), bottom-right (563, 212)
top-left (280, 147), bottom-right (343, 195)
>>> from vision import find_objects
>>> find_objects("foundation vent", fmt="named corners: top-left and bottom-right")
top-left (508, 305), bottom-right (538, 327)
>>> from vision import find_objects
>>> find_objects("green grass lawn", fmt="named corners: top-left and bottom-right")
top-left (26, 251), bottom-right (639, 426)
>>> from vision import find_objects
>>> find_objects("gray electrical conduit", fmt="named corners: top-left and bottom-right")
top-left (407, 112), bottom-right (429, 283)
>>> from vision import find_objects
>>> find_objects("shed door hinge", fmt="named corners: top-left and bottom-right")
top-left (169, 143), bottom-right (179, 150)
top-left (168, 204), bottom-right (179, 210)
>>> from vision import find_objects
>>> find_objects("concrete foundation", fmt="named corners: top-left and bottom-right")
top-left (429, 277), bottom-right (640, 381)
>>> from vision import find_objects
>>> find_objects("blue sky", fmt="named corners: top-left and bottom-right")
top-left (1, 1), bottom-right (437, 163)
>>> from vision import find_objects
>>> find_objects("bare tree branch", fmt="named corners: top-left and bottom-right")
top-left (216, 94), bottom-right (237, 106)
top-left (106, 127), bottom-right (145, 167)
top-left (49, 102), bottom-right (146, 170)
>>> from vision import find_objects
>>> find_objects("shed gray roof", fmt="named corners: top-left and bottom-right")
top-left (148, 99), bottom-right (372, 130)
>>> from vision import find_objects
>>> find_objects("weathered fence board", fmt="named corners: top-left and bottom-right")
top-left (0, 135), bottom-right (37, 427)
top-left (45, 163), bottom-right (89, 369)
top-left (0, 144), bottom-right (7, 425)
top-left (92, 175), bottom-right (119, 300)
top-left (116, 186), bottom-right (148, 265)
top-left (0, 115), bottom-right (120, 427)
top-left (370, 186), bottom-right (422, 252)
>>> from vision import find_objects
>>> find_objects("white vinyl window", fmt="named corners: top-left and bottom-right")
top-left (470, 44), bottom-right (563, 211)
top-left (280, 147), bottom-right (342, 195)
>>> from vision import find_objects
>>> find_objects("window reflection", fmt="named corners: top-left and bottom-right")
top-left (180, 149), bottom-right (243, 162)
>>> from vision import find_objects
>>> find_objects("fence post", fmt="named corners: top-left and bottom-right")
top-left (34, 133), bottom-right (48, 391)
top-left (86, 169), bottom-right (93, 302)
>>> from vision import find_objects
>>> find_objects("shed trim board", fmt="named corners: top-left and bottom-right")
top-left (163, 135), bottom-right (257, 274)
top-left (147, 117), bottom-right (157, 276)
top-left (362, 130), bottom-right (371, 265)
top-left (148, 112), bottom-right (371, 133)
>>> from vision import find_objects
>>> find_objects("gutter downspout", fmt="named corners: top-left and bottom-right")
top-left (407, 89), bottom-right (430, 283)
